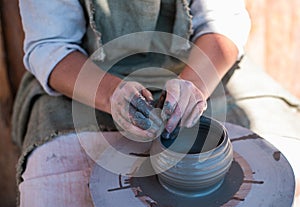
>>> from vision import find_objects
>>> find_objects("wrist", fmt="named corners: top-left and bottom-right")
top-left (178, 68), bottom-right (210, 100)
top-left (95, 73), bottom-right (122, 114)
top-left (178, 34), bottom-right (238, 99)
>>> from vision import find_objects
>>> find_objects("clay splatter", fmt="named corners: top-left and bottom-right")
top-left (232, 196), bottom-right (245, 201)
top-left (107, 174), bottom-right (131, 192)
top-left (243, 180), bottom-right (264, 184)
top-left (129, 152), bottom-right (150, 157)
top-left (273, 151), bottom-right (281, 161)
top-left (231, 133), bottom-right (261, 142)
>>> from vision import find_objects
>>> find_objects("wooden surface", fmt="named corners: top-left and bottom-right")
top-left (0, 14), bottom-right (20, 207)
top-left (245, 0), bottom-right (300, 98)
top-left (0, 0), bottom-right (26, 95)
top-left (0, 1), bottom-right (23, 206)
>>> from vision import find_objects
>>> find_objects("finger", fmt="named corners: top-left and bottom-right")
top-left (141, 88), bottom-right (153, 102)
top-left (130, 95), bottom-right (152, 117)
top-left (130, 95), bottom-right (162, 126)
top-left (179, 92), bottom-right (201, 127)
top-left (161, 122), bottom-right (181, 140)
top-left (165, 85), bottom-right (190, 132)
top-left (119, 82), bottom-right (153, 118)
top-left (165, 104), bottom-right (182, 133)
top-left (181, 91), bottom-right (207, 127)
top-left (162, 81), bottom-right (180, 120)
top-left (181, 101), bottom-right (206, 128)
top-left (115, 115), bottom-right (156, 140)
top-left (129, 105), bottom-right (150, 130)
top-left (127, 104), bottom-right (161, 133)
top-left (121, 82), bottom-right (144, 102)
top-left (161, 129), bottom-right (171, 139)
top-left (170, 124), bottom-right (181, 139)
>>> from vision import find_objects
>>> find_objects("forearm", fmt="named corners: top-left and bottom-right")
top-left (179, 33), bottom-right (238, 99)
top-left (48, 51), bottom-right (122, 114)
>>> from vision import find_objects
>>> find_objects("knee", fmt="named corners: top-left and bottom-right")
top-left (21, 134), bottom-right (92, 180)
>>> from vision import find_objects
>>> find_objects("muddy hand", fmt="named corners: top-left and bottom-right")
top-left (161, 79), bottom-right (207, 135)
top-left (156, 91), bottom-right (180, 140)
top-left (129, 94), bottom-right (162, 130)
top-left (110, 81), bottom-right (163, 140)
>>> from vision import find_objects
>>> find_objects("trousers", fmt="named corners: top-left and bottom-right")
top-left (19, 133), bottom-right (96, 207)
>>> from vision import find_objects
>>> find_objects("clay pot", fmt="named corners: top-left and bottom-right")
top-left (150, 116), bottom-right (233, 197)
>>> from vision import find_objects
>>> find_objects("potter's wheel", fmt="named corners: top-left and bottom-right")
top-left (89, 123), bottom-right (295, 206)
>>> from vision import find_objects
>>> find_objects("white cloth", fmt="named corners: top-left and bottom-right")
top-left (19, 133), bottom-right (95, 207)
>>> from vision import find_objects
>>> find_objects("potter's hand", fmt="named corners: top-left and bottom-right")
top-left (111, 81), bottom-right (163, 141)
top-left (162, 79), bottom-right (207, 135)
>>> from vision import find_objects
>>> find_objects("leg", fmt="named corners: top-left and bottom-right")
top-left (19, 133), bottom-right (95, 207)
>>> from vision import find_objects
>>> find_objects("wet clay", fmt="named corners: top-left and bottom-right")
top-left (161, 116), bottom-right (225, 154)
top-left (129, 95), bottom-right (162, 130)
top-left (130, 108), bottom-right (151, 130)
top-left (160, 124), bottom-right (180, 140)
top-left (130, 95), bottom-right (153, 117)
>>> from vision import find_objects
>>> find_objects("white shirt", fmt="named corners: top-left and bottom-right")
top-left (19, 0), bottom-right (251, 95)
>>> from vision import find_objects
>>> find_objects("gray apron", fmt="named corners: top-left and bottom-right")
top-left (12, 0), bottom-right (193, 188)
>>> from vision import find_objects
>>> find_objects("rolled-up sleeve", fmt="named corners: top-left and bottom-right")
top-left (19, 0), bottom-right (87, 95)
top-left (190, 0), bottom-right (251, 59)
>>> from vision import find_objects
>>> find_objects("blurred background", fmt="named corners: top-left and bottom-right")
top-left (0, 0), bottom-right (300, 206)
top-left (245, 0), bottom-right (300, 99)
